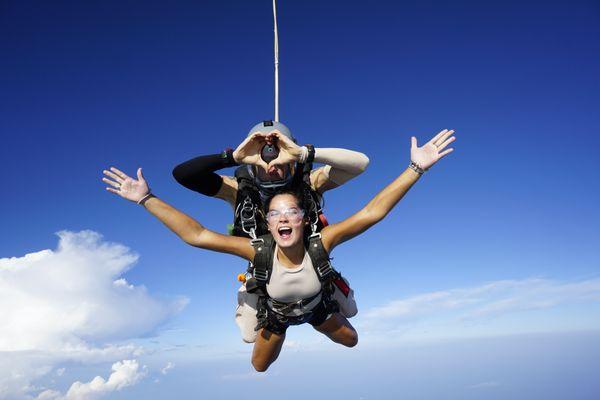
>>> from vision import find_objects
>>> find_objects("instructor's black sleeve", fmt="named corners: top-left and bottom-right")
top-left (172, 150), bottom-right (238, 197)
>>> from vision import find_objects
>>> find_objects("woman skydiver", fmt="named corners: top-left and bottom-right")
top-left (102, 129), bottom-right (456, 372)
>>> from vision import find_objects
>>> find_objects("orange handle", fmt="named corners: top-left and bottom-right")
top-left (237, 273), bottom-right (247, 283)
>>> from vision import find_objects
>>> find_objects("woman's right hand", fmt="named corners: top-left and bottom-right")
top-left (232, 133), bottom-right (269, 172)
top-left (103, 167), bottom-right (149, 203)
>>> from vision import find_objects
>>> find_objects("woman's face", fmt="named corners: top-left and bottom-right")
top-left (266, 194), bottom-right (306, 249)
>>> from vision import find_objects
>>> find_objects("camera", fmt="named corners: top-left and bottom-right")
top-left (261, 144), bottom-right (279, 163)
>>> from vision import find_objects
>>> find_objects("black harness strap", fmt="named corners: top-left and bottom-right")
top-left (233, 167), bottom-right (267, 238)
top-left (250, 233), bottom-right (335, 288)
top-left (250, 232), bottom-right (342, 331)
top-left (249, 234), bottom-right (275, 286)
top-left (306, 233), bottom-right (335, 282)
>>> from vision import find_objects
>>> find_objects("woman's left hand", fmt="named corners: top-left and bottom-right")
top-left (411, 129), bottom-right (456, 170)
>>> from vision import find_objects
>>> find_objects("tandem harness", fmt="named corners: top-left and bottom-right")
top-left (244, 230), bottom-right (349, 335)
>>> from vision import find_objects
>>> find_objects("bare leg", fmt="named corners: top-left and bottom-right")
top-left (313, 313), bottom-right (358, 347)
top-left (251, 328), bottom-right (286, 372)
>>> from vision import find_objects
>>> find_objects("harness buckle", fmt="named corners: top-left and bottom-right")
top-left (253, 267), bottom-right (269, 282)
top-left (317, 261), bottom-right (334, 279)
top-left (309, 232), bottom-right (322, 239)
top-left (238, 196), bottom-right (258, 238)
top-left (250, 238), bottom-right (265, 246)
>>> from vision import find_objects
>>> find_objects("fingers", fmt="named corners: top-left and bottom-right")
top-left (411, 136), bottom-right (417, 149)
top-left (439, 148), bottom-right (454, 158)
top-left (433, 129), bottom-right (455, 147)
top-left (137, 167), bottom-right (144, 182)
top-left (428, 129), bottom-right (449, 146)
top-left (106, 187), bottom-right (120, 194)
top-left (436, 135), bottom-right (456, 151)
top-left (103, 169), bottom-right (123, 183)
top-left (269, 131), bottom-right (295, 149)
top-left (255, 160), bottom-right (269, 174)
top-left (102, 177), bottom-right (120, 189)
top-left (109, 167), bottom-right (128, 180)
top-left (235, 134), bottom-right (263, 152)
top-left (249, 133), bottom-right (267, 143)
top-left (267, 156), bottom-right (285, 169)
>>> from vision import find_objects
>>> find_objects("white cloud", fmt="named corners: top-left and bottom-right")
top-left (0, 231), bottom-right (188, 399)
top-left (360, 277), bottom-right (600, 341)
top-left (160, 362), bottom-right (174, 375)
top-left (36, 360), bottom-right (147, 400)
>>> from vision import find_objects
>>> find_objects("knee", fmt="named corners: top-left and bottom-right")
top-left (342, 331), bottom-right (358, 348)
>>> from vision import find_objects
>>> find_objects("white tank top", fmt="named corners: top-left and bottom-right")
top-left (266, 246), bottom-right (322, 303)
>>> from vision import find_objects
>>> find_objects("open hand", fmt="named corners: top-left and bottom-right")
top-left (411, 129), bottom-right (456, 170)
top-left (102, 167), bottom-right (149, 202)
top-left (233, 133), bottom-right (269, 172)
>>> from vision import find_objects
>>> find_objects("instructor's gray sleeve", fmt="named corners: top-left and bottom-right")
top-left (313, 148), bottom-right (370, 185)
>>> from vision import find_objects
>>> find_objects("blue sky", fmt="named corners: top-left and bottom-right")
top-left (1, 0), bottom-right (600, 399)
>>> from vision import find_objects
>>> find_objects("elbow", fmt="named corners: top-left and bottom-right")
top-left (344, 152), bottom-right (370, 175)
top-left (180, 225), bottom-right (207, 248)
top-left (355, 153), bottom-right (370, 174)
top-left (180, 232), bottom-right (199, 247)
top-left (182, 234), bottom-right (197, 247)
top-left (327, 153), bottom-right (370, 185)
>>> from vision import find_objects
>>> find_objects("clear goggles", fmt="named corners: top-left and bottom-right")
top-left (266, 208), bottom-right (305, 223)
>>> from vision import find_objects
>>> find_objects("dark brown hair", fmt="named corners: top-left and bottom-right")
top-left (263, 188), bottom-right (308, 215)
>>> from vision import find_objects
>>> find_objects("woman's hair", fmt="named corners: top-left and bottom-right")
top-left (263, 187), bottom-right (308, 215)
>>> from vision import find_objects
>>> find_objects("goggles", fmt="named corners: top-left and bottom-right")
top-left (266, 208), bottom-right (305, 223)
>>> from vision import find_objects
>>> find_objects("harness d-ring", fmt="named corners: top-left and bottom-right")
top-left (239, 196), bottom-right (258, 240)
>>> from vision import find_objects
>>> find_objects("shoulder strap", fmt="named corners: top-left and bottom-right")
top-left (234, 164), bottom-right (252, 182)
top-left (292, 161), bottom-right (312, 188)
top-left (306, 234), bottom-right (335, 282)
top-left (232, 166), bottom-right (268, 238)
top-left (250, 234), bottom-right (276, 285)
top-left (291, 167), bottom-right (327, 233)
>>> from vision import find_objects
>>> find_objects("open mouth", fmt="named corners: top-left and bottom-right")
top-left (278, 227), bottom-right (292, 239)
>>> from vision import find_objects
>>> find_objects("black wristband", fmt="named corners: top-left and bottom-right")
top-left (305, 144), bottom-right (315, 164)
top-left (221, 147), bottom-right (238, 167)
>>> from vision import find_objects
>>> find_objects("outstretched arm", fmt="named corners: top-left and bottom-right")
top-left (321, 129), bottom-right (456, 252)
top-left (103, 167), bottom-right (255, 260)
